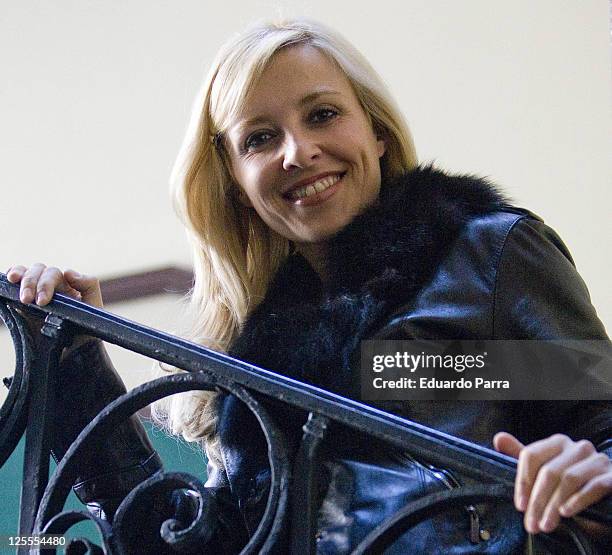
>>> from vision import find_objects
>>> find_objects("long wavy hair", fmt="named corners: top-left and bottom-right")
top-left (153, 18), bottom-right (418, 466)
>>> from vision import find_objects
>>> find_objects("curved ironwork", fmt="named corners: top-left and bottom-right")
top-left (112, 471), bottom-right (216, 554)
top-left (0, 274), bottom-right (531, 488)
top-left (0, 272), bottom-right (609, 554)
top-left (41, 511), bottom-right (112, 554)
top-left (0, 302), bottom-right (32, 467)
top-left (352, 485), bottom-right (595, 555)
top-left (34, 373), bottom-right (290, 554)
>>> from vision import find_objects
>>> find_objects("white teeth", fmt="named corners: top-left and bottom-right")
top-left (288, 173), bottom-right (342, 200)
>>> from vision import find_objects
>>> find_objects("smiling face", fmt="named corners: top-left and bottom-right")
top-left (224, 44), bottom-right (386, 248)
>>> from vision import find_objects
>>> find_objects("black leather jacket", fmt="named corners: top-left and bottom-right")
top-left (56, 167), bottom-right (611, 553)
top-left (213, 168), bottom-right (611, 553)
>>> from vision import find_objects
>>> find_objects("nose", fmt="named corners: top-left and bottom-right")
top-left (281, 131), bottom-right (321, 172)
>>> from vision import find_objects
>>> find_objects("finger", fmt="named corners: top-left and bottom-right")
top-left (64, 270), bottom-right (103, 308)
top-left (525, 438), bottom-right (594, 533)
top-left (559, 458), bottom-right (612, 518)
top-left (47, 269), bottom-right (83, 300)
top-left (494, 431), bottom-right (525, 458)
top-left (19, 263), bottom-right (46, 304)
top-left (515, 434), bottom-right (569, 515)
top-left (493, 432), bottom-right (526, 510)
top-left (36, 267), bottom-right (80, 306)
top-left (6, 265), bottom-right (27, 283)
top-left (539, 445), bottom-right (605, 532)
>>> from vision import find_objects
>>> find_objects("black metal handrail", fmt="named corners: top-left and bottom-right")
top-left (0, 272), bottom-right (609, 554)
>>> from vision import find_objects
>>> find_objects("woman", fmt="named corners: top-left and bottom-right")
top-left (7, 18), bottom-right (611, 553)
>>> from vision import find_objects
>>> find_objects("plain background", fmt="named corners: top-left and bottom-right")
top-left (1, 1), bottom-right (610, 393)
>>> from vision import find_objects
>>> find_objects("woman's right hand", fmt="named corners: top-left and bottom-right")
top-left (6, 264), bottom-right (103, 309)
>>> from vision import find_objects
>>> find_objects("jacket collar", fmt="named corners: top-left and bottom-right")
top-left (260, 164), bottom-right (509, 307)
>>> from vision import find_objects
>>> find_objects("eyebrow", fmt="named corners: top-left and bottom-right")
top-left (235, 89), bottom-right (342, 131)
top-left (299, 89), bottom-right (341, 106)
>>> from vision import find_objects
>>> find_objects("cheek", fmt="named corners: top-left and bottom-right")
top-left (243, 156), bottom-right (278, 191)
top-left (230, 172), bottom-right (255, 208)
top-left (337, 126), bottom-right (381, 167)
top-left (237, 170), bottom-right (287, 223)
top-left (232, 163), bottom-right (266, 204)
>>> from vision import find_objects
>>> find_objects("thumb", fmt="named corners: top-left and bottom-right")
top-left (493, 431), bottom-right (525, 459)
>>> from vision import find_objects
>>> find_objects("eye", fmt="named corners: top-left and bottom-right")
top-left (244, 130), bottom-right (275, 152)
top-left (309, 107), bottom-right (339, 124)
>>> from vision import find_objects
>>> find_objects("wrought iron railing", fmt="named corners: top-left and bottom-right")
top-left (0, 272), bottom-right (609, 554)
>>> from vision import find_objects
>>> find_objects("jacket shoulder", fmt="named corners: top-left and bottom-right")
top-left (461, 207), bottom-right (576, 265)
top-left (377, 210), bottom-right (533, 339)
top-left (381, 208), bottom-right (584, 340)
top-left (445, 208), bottom-right (538, 287)
top-left (455, 207), bottom-right (579, 279)
top-left (490, 211), bottom-right (606, 339)
top-left (459, 207), bottom-right (537, 247)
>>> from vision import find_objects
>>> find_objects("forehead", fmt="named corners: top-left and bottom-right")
top-left (233, 44), bottom-right (355, 124)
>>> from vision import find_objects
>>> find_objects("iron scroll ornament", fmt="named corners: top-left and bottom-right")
top-left (36, 374), bottom-right (291, 554)
top-left (0, 299), bottom-right (30, 468)
top-left (0, 272), bottom-right (610, 553)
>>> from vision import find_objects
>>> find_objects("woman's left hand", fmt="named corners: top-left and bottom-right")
top-left (493, 432), bottom-right (612, 534)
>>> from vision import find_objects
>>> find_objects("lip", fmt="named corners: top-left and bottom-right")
top-left (284, 172), bottom-right (345, 207)
top-left (283, 171), bottom-right (346, 196)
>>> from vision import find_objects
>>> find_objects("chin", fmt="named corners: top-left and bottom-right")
top-left (297, 225), bottom-right (345, 244)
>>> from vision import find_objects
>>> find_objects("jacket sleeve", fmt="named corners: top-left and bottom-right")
top-left (54, 339), bottom-right (163, 519)
top-left (492, 217), bottom-right (611, 454)
top-left (200, 460), bottom-right (254, 553)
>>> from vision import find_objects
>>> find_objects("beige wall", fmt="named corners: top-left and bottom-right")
top-left (1, 1), bottom-right (610, 393)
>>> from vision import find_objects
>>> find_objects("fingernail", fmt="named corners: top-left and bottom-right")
top-left (20, 289), bottom-right (29, 303)
top-left (559, 503), bottom-right (572, 517)
top-left (36, 293), bottom-right (45, 305)
top-left (515, 493), bottom-right (527, 512)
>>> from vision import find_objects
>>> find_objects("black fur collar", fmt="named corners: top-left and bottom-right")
top-left (229, 165), bottom-right (508, 393)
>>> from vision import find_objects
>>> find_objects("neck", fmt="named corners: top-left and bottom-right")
top-left (296, 241), bottom-right (329, 284)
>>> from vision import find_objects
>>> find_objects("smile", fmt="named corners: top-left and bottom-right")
top-left (285, 173), bottom-right (345, 200)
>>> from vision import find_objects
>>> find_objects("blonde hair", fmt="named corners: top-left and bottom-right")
top-left (153, 18), bottom-right (418, 466)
